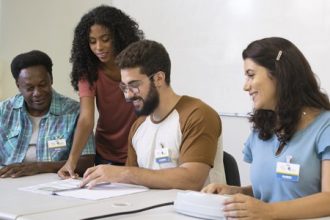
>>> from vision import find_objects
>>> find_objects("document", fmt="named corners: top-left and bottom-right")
top-left (19, 179), bottom-right (148, 200)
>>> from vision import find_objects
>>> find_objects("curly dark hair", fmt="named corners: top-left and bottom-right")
top-left (242, 37), bottom-right (330, 146)
top-left (115, 40), bottom-right (171, 85)
top-left (70, 5), bottom-right (144, 91)
top-left (11, 50), bottom-right (53, 81)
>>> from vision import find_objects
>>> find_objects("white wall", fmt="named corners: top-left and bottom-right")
top-left (112, 0), bottom-right (330, 115)
top-left (0, 0), bottom-right (112, 100)
top-left (2, 0), bottom-right (330, 186)
top-left (112, 0), bottom-right (330, 186)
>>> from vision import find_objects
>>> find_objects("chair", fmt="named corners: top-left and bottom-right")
top-left (223, 151), bottom-right (241, 186)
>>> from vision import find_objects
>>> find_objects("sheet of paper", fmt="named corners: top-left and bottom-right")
top-left (19, 179), bottom-right (149, 200)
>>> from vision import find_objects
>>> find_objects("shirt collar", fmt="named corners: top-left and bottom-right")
top-left (12, 89), bottom-right (61, 116)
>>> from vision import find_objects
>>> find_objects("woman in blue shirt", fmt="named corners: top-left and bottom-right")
top-left (203, 37), bottom-right (330, 219)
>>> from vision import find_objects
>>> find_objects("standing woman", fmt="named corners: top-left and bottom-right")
top-left (203, 37), bottom-right (330, 219)
top-left (58, 5), bottom-right (144, 178)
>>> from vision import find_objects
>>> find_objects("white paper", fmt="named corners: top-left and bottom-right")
top-left (19, 179), bottom-right (149, 200)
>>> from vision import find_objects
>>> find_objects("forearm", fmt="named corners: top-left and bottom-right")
top-left (242, 185), bottom-right (254, 196)
top-left (68, 119), bottom-right (94, 165)
top-left (36, 161), bottom-right (66, 173)
top-left (269, 192), bottom-right (330, 219)
top-left (39, 154), bottom-right (94, 175)
top-left (123, 165), bottom-right (209, 190)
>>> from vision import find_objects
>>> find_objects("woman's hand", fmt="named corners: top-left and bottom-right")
top-left (202, 183), bottom-right (244, 195)
top-left (57, 161), bottom-right (79, 179)
top-left (224, 193), bottom-right (274, 220)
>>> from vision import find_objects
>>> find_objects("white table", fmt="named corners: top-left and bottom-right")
top-left (1, 173), bottom-right (330, 220)
top-left (0, 173), bottom-right (94, 219)
top-left (0, 173), bottom-right (184, 220)
top-left (18, 189), bottom-right (185, 220)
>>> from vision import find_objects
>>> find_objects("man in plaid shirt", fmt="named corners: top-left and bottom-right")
top-left (0, 50), bottom-right (95, 178)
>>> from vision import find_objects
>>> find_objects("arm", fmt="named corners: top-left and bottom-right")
top-left (58, 96), bottom-right (95, 178)
top-left (268, 160), bottom-right (330, 219)
top-left (224, 160), bottom-right (330, 219)
top-left (81, 161), bottom-right (211, 190)
top-left (0, 154), bottom-right (94, 178)
top-left (202, 183), bottom-right (254, 196)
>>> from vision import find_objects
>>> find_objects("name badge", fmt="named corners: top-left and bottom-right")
top-left (276, 161), bottom-right (300, 182)
top-left (48, 139), bottom-right (66, 149)
top-left (155, 147), bottom-right (171, 164)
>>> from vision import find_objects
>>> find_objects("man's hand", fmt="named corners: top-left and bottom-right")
top-left (0, 163), bottom-right (40, 178)
top-left (80, 165), bottom-right (128, 188)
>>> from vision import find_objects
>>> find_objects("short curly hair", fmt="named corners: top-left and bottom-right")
top-left (115, 40), bottom-right (171, 85)
top-left (11, 50), bottom-right (53, 81)
top-left (70, 5), bottom-right (144, 91)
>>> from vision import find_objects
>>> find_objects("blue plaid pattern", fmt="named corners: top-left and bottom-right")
top-left (0, 90), bottom-right (95, 164)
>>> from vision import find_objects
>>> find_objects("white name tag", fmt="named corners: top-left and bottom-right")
top-left (48, 139), bottom-right (66, 149)
top-left (276, 162), bottom-right (300, 182)
top-left (155, 147), bottom-right (171, 164)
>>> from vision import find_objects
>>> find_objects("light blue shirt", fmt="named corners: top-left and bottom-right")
top-left (0, 90), bottom-right (95, 165)
top-left (243, 111), bottom-right (330, 202)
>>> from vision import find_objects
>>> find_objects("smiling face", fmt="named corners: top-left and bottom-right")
top-left (89, 24), bottom-right (115, 65)
top-left (16, 65), bottom-right (53, 116)
top-left (120, 67), bottom-right (159, 116)
top-left (243, 58), bottom-right (277, 110)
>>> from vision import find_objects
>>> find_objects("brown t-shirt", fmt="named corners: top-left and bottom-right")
top-left (78, 70), bottom-right (137, 163)
top-left (126, 96), bottom-right (221, 169)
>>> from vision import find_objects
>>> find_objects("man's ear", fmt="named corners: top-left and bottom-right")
top-left (15, 80), bottom-right (20, 89)
top-left (154, 71), bottom-right (166, 87)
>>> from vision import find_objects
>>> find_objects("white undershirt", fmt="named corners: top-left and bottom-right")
top-left (23, 114), bottom-right (42, 162)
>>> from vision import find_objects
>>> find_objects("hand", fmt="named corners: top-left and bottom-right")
top-left (0, 163), bottom-right (40, 178)
top-left (57, 161), bottom-right (79, 179)
top-left (223, 194), bottom-right (273, 220)
top-left (80, 165), bottom-right (127, 188)
top-left (202, 183), bottom-right (243, 195)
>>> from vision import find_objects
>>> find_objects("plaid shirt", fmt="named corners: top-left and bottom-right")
top-left (0, 90), bottom-right (95, 165)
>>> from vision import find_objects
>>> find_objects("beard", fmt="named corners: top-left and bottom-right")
top-left (127, 83), bottom-right (160, 116)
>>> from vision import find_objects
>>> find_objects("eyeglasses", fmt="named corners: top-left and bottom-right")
top-left (119, 74), bottom-right (155, 94)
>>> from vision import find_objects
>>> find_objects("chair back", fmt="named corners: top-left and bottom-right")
top-left (223, 151), bottom-right (241, 186)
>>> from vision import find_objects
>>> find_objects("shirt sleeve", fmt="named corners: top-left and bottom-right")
top-left (179, 105), bottom-right (221, 167)
top-left (316, 124), bottom-right (330, 160)
top-left (125, 118), bottom-right (144, 167)
top-left (0, 101), bottom-right (4, 118)
top-left (243, 132), bottom-right (253, 163)
top-left (78, 79), bottom-right (96, 97)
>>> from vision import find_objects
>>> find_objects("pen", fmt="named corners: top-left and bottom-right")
top-left (51, 182), bottom-right (111, 195)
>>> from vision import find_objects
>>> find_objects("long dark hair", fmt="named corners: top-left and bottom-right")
top-left (242, 37), bottom-right (330, 145)
top-left (70, 5), bottom-right (144, 91)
